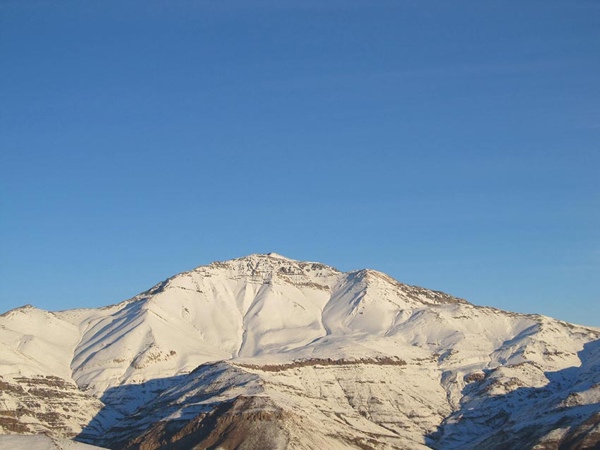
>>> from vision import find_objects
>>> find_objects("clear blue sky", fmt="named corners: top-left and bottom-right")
top-left (1, 1), bottom-right (598, 326)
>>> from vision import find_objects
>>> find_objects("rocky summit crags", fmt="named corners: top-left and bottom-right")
top-left (0, 254), bottom-right (598, 449)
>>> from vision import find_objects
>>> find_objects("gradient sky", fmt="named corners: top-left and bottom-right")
top-left (1, 1), bottom-right (599, 326)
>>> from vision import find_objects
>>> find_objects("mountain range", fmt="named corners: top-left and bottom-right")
top-left (0, 253), bottom-right (598, 449)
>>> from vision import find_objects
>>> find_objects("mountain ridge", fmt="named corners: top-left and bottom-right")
top-left (0, 253), bottom-right (598, 449)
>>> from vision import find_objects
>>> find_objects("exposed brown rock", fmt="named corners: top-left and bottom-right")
top-left (235, 356), bottom-right (406, 372)
top-left (119, 396), bottom-right (289, 450)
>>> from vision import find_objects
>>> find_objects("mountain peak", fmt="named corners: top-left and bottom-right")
top-left (204, 253), bottom-right (340, 277)
top-left (265, 252), bottom-right (294, 260)
top-left (236, 252), bottom-right (300, 264)
top-left (0, 303), bottom-right (42, 318)
top-left (239, 252), bottom-right (298, 263)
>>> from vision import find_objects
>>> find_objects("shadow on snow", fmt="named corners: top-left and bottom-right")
top-left (426, 339), bottom-right (600, 450)
top-left (76, 361), bottom-right (255, 449)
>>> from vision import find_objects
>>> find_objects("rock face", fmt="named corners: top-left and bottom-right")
top-left (0, 374), bottom-right (103, 436)
top-left (0, 253), bottom-right (598, 449)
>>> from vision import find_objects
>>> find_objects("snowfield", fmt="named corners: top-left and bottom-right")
top-left (0, 253), bottom-right (598, 449)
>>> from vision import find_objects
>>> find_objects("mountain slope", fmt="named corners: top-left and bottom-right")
top-left (0, 434), bottom-right (106, 450)
top-left (0, 253), bottom-right (598, 449)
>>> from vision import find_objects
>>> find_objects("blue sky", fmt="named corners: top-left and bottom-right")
top-left (1, 1), bottom-right (599, 326)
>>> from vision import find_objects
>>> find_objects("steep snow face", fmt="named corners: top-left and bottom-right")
top-left (67, 254), bottom-right (343, 394)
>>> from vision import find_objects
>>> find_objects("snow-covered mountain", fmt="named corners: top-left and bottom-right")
top-left (0, 253), bottom-right (598, 449)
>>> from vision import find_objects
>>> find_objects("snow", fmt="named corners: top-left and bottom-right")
top-left (0, 435), bottom-right (106, 449)
top-left (0, 306), bottom-right (80, 379)
top-left (0, 253), bottom-right (598, 448)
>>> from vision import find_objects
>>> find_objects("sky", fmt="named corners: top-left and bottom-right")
top-left (1, 0), bottom-right (599, 327)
